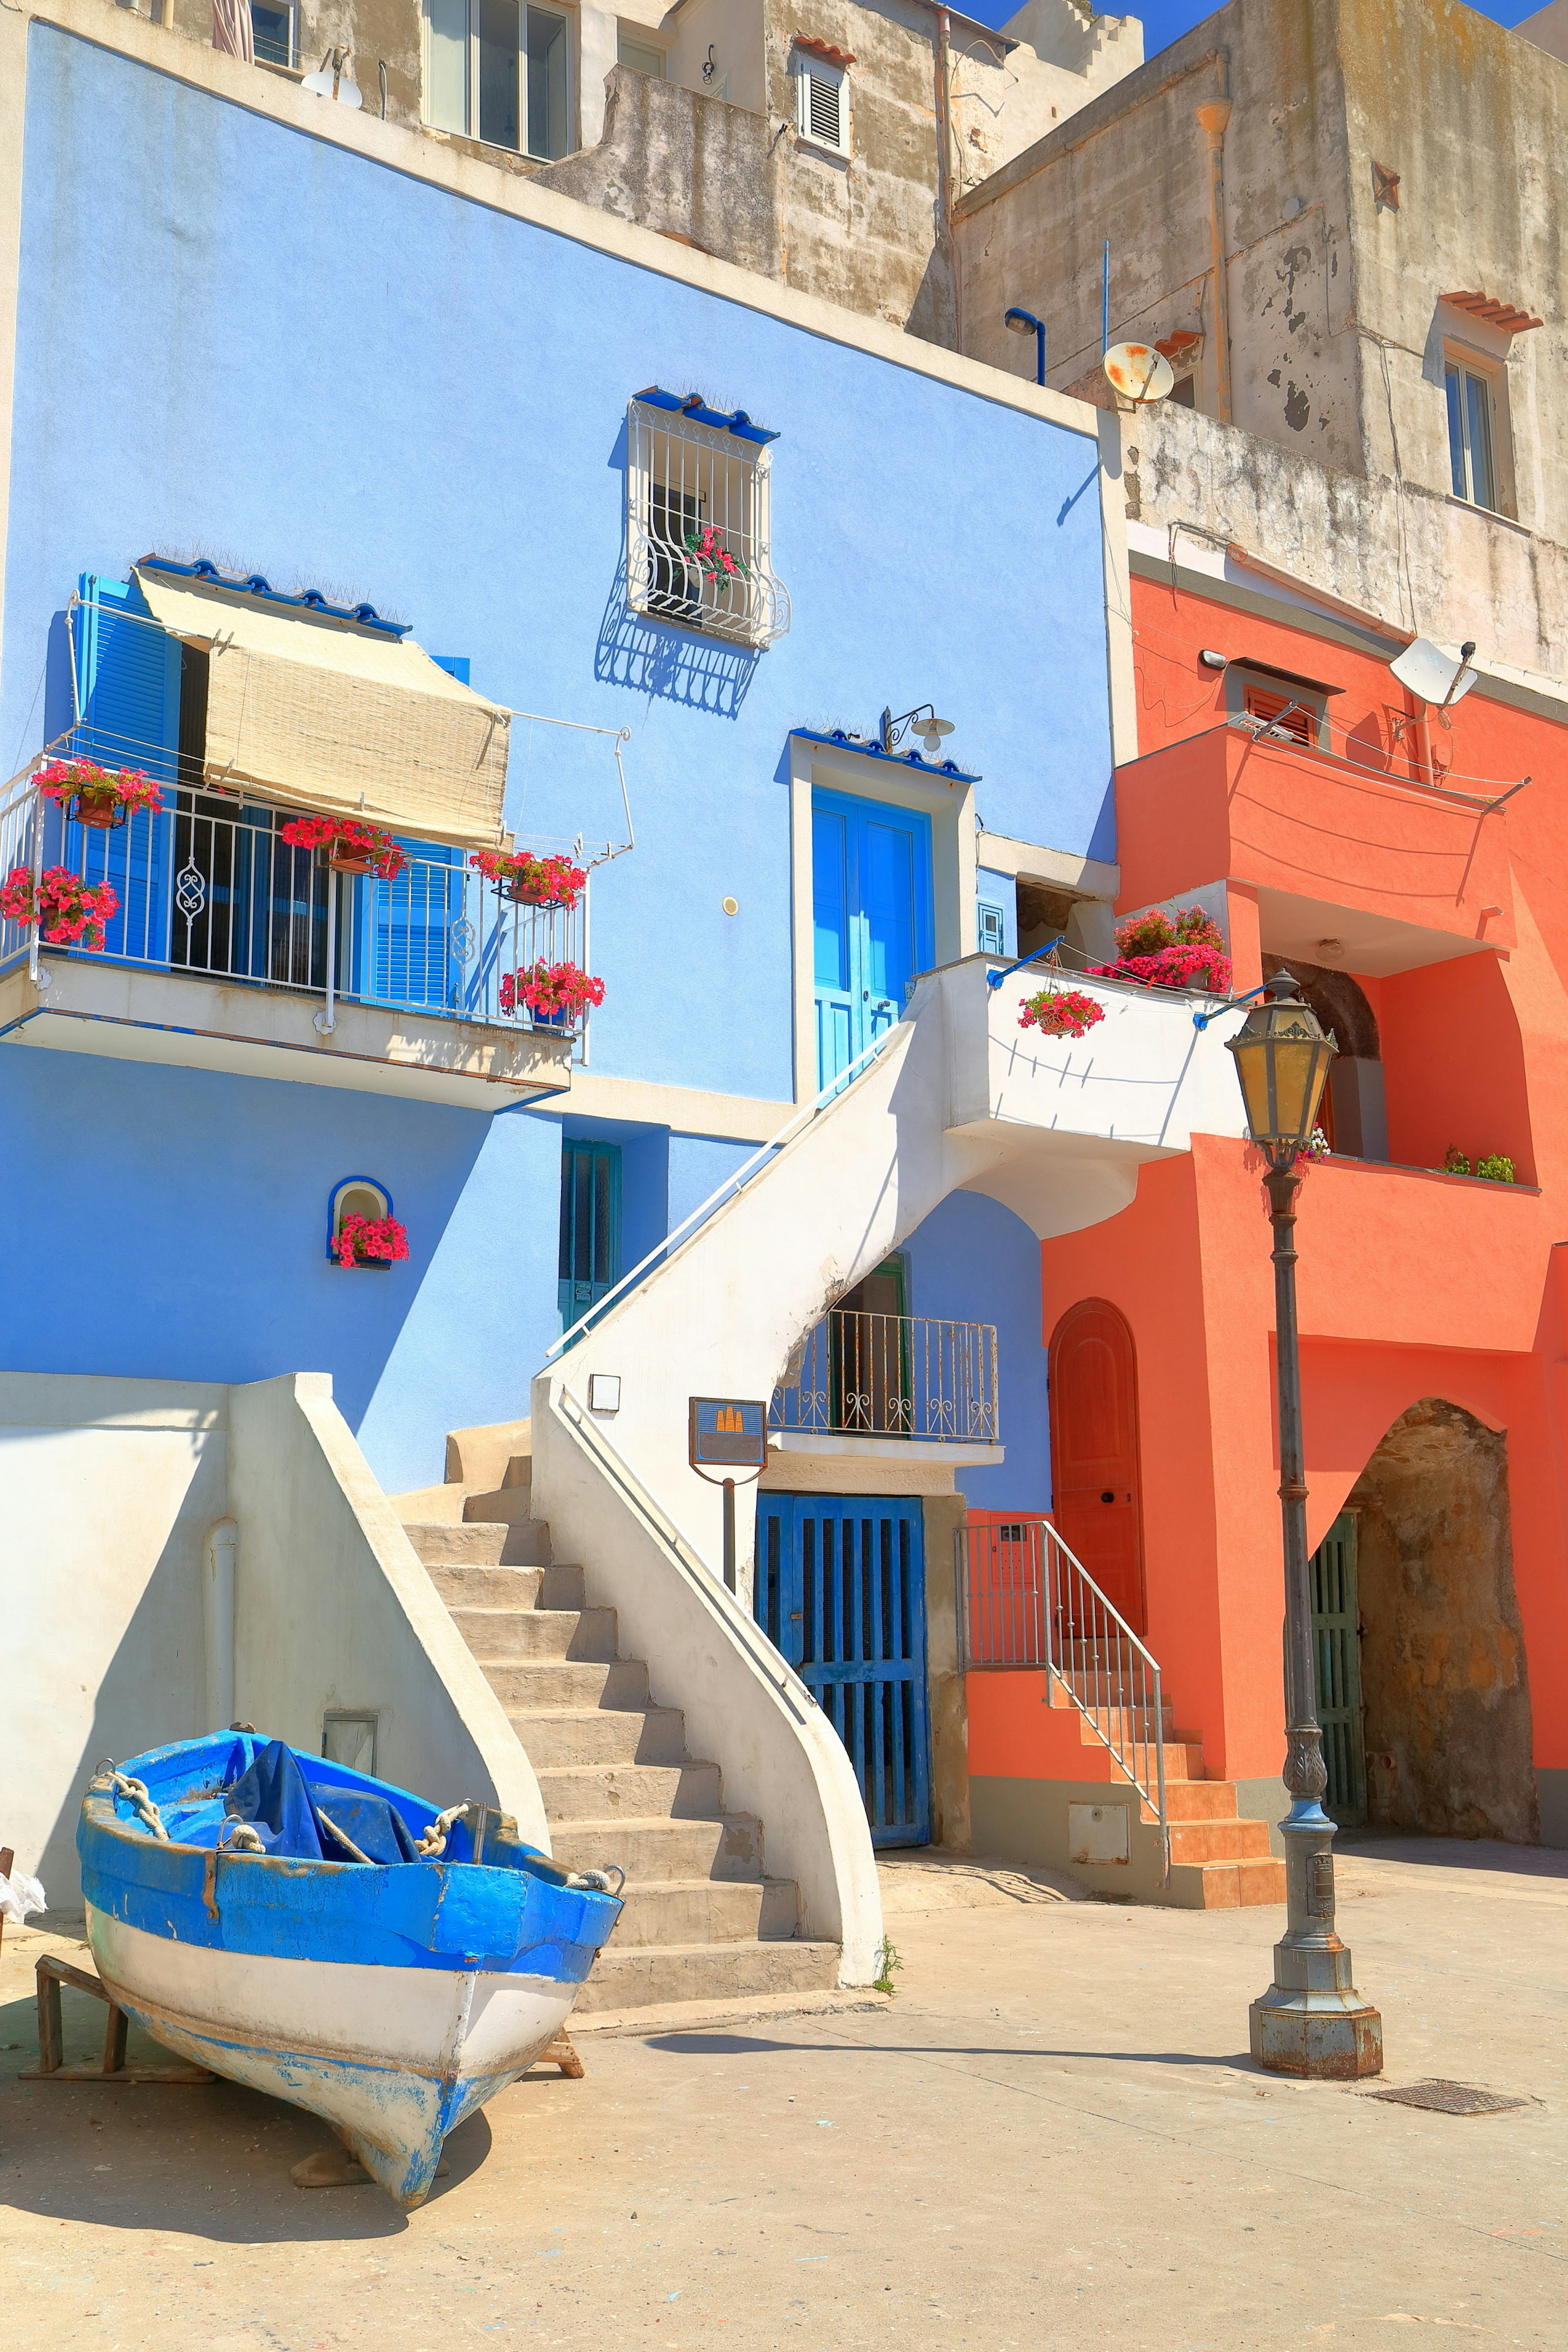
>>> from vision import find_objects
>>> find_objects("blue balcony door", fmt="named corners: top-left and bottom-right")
top-left (754, 1494), bottom-right (931, 1847)
top-left (811, 789), bottom-right (933, 1090)
top-left (67, 573), bottom-right (180, 964)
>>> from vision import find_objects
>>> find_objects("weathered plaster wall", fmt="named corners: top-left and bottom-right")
top-left (1126, 400), bottom-right (1568, 678)
top-left (1349, 1398), bottom-right (1538, 1845)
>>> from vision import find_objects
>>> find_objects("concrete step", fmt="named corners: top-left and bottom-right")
top-left (1162, 1778), bottom-right (1243, 1822)
top-left (452, 1605), bottom-right (618, 1663)
top-left (577, 1938), bottom-right (840, 2014)
top-left (550, 1814), bottom-right (764, 1883)
top-left (445, 1416), bottom-right (532, 1492)
top-left (404, 1520), bottom-right (552, 1568)
top-left (533, 1760), bottom-right (723, 1820)
top-left (513, 1706), bottom-right (688, 1769)
top-left (1168, 1855), bottom-right (1287, 1908)
top-left (482, 1657), bottom-right (649, 1712)
top-left (426, 1563), bottom-right (584, 1610)
top-left (390, 1482), bottom-right (469, 1525)
top-left (1167, 1815), bottom-right (1275, 1865)
top-left (464, 1486), bottom-right (537, 1525)
top-left (1102, 1739), bottom-right (1206, 1782)
top-left (612, 1877), bottom-right (799, 1948)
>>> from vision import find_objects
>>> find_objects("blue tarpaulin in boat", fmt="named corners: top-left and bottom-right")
top-left (225, 1741), bottom-right (423, 1864)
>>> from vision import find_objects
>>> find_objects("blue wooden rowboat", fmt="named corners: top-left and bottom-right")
top-left (78, 1732), bottom-right (623, 2207)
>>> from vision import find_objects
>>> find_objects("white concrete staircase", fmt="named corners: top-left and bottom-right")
top-left (393, 1422), bottom-right (841, 2014)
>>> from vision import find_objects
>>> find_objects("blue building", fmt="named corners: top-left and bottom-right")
top-left (1, 8), bottom-right (1143, 1943)
top-left (1, 12), bottom-right (1123, 1505)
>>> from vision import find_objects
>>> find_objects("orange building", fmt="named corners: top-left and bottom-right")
top-left (963, 548), bottom-right (1568, 1902)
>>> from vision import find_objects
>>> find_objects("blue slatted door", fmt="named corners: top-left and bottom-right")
top-left (71, 574), bottom-right (180, 964)
top-left (755, 1495), bottom-right (931, 1847)
top-left (361, 837), bottom-right (463, 1013)
top-left (811, 791), bottom-right (933, 1090)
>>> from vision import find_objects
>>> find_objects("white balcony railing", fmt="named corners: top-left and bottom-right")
top-left (0, 778), bottom-right (594, 1048)
top-left (771, 1311), bottom-right (999, 1444)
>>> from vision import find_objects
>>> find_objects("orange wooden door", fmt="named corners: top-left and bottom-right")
top-left (1048, 1299), bottom-right (1146, 1632)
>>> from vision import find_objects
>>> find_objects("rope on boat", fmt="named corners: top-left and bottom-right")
top-left (96, 1764), bottom-right (169, 1842)
top-left (415, 1804), bottom-right (468, 1859)
top-left (218, 1819), bottom-right (266, 1854)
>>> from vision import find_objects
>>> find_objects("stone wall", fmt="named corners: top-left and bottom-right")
top-left (1349, 1398), bottom-right (1538, 1846)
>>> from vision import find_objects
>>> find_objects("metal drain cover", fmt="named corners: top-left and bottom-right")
top-left (1367, 2079), bottom-right (1528, 2116)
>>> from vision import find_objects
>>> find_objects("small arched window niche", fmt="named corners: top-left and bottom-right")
top-left (327, 1176), bottom-right (401, 1271)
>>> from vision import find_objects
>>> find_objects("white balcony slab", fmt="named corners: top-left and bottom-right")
top-left (767, 1433), bottom-right (1004, 1467)
top-left (0, 956), bottom-right (572, 1109)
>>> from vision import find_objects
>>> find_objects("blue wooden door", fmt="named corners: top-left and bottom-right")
top-left (811, 790), bottom-right (933, 1089)
top-left (755, 1494), bottom-right (931, 1846)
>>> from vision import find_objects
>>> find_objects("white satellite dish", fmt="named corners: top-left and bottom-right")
top-left (1390, 637), bottom-right (1478, 710)
top-left (303, 52), bottom-right (363, 105)
top-left (1103, 341), bottom-right (1175, 404)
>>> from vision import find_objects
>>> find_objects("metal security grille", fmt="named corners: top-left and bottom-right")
top-left (558, 1142), bottom-right (621, 1326)
top-left (627, 402), bottom-right (790, 648)
top-left (1311, 1513), bottom-right (1367, 1823)
top-left (755, 1496), bottom-right (930, 1846)
top-left (770, 1311), bottom-right (997, 1442)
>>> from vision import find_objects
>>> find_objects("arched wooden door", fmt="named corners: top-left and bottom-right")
top-left (1048, 1299), bottom-right (1146, 1632)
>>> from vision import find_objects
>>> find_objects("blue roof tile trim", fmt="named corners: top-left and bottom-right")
top-left (635, 387), bottom-right (781, 446)
top-left (139, 556), bottom-right (412, 638)
top-left (791, 727), bottom-right (981, 785)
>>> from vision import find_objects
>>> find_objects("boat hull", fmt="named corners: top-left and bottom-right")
top-left (87, 1907), bottom-right (579, 2205)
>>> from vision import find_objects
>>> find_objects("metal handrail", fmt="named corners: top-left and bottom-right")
top-left (956, 1515), bottom-right (1167, 1877)
top-left (771, 1310), bottom-right (998, 1442)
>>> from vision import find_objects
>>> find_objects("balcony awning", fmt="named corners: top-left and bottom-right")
top-left (134, 566), bottom-right (509, 848)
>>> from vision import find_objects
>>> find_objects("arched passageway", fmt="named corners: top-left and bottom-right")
top-left (1333, 1398), bottom-right (1537, 1843)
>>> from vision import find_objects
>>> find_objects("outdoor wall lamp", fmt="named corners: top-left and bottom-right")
top-left (1226, 973), bottom-right (1383, 2079)
top-left (1004, 306), bottom-right (1047, 386)
top-left (881, 703), bottom-right (955, 756)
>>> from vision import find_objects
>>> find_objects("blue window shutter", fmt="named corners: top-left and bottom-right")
top-left (431, 655), bottom-right (470, 684)
top-left (356, 836), bottom-right (463, 1012)
top-left (75, 575), bottom-right (181, 783)
top-left (66, 575), bottom-right (180, 964)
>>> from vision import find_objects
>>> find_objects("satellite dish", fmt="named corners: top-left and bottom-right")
top-left (1389, 637), bottom-right (1479, 710)
top-left (303, 52), bottom-right (363, 105)
top-left (1103, 341), bottom-right (1175, 404)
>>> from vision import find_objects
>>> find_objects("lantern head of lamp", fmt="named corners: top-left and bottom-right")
top-left (1225, 971), bottom-right (1336, 1166)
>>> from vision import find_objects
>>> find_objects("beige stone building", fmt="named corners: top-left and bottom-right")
top-left (137, 0), bottom-right (1140, 335)
top-left (951, 0), bottom-right (1568, 679)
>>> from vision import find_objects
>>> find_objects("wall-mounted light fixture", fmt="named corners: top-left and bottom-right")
top-left (881, 703), bottom-right (956, 757)
top-left (1004, 305), bottom-right (1046, 388)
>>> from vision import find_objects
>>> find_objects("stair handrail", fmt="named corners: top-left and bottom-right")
top-left (958, 1514), bottom-right (1168, 1879)
top-left (544, 1023), bottom-right (906, 1362)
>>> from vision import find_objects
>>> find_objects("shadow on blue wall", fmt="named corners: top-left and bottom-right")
top-left (595, 559), bottom-right (760, 720)
top-left (902, 1190), bottom-right (1050, 1514)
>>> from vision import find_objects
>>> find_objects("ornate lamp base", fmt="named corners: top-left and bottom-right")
top-left (1250, 1811), bottom-right (1383, 2080)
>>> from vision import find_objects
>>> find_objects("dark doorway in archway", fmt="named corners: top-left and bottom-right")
top-left (1345, 1398), bottom-right (1537, 1843)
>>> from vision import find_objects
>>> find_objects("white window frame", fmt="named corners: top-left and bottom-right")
top-left (1443, 348), bottom-right (1509, 515)
top-left (792, 47), bottom-right (848, 155)
top-left (421, 0), bottom-right (575, 161)
top-left (249, 0), bottom-right (296, 67)
top-left (626, 399), bottom-right (790, 650)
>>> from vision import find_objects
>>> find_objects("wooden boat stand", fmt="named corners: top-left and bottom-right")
top-left (18, 1950), bottom-right (586, 2088)
top-left (20, 1954), bottom-right (215, 2085)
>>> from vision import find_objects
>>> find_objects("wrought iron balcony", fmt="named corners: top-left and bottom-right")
top-left (0, 778), bottom-right (593, 1049)
top-left (770, 1311), bottom-right (998, 1445)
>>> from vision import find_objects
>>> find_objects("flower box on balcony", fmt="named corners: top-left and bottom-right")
top-left (470, 849), bottom-right (587, 907)
top-left (1, 864), bottom-right (119, 949)
top-left (36, 758), bottom-right (162, 830)
top-left (278, 814), bottom-right (406, 879)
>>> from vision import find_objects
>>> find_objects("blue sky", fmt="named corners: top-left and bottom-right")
top-left (962, 0), bottom-right (1541, 56)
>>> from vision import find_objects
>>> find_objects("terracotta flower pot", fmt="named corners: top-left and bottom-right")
top-left (329, 843), bottom-right (376, 875)
top-left (73, 790), bottom-right (124, 830)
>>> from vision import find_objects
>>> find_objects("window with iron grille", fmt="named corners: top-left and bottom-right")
top-left (558, 1141), bottom-right (621, 1326)
top-left (793, 48), bottom-right (847, 153)
top-left (627, 397), bottom-right (791, 649)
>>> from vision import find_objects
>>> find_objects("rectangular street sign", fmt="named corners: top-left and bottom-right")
top-left (689, 1398), bottom-right (768, 1473)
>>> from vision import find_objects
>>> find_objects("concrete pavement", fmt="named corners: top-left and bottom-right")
top-left (2, 1837), bottom-right (1563, 2350)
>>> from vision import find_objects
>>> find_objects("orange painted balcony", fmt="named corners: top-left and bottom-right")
top-left (1114, 722), bottom-right (1515, 956)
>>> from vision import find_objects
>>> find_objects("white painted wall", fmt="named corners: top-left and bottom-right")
top-left (0, 1368), bottom-right (548, 1910)
top-left (530, 956), bottom-right (1246, 1979)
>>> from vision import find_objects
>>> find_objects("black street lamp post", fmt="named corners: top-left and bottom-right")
top-left (1226, 972), bottom-right (1383, 2079)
